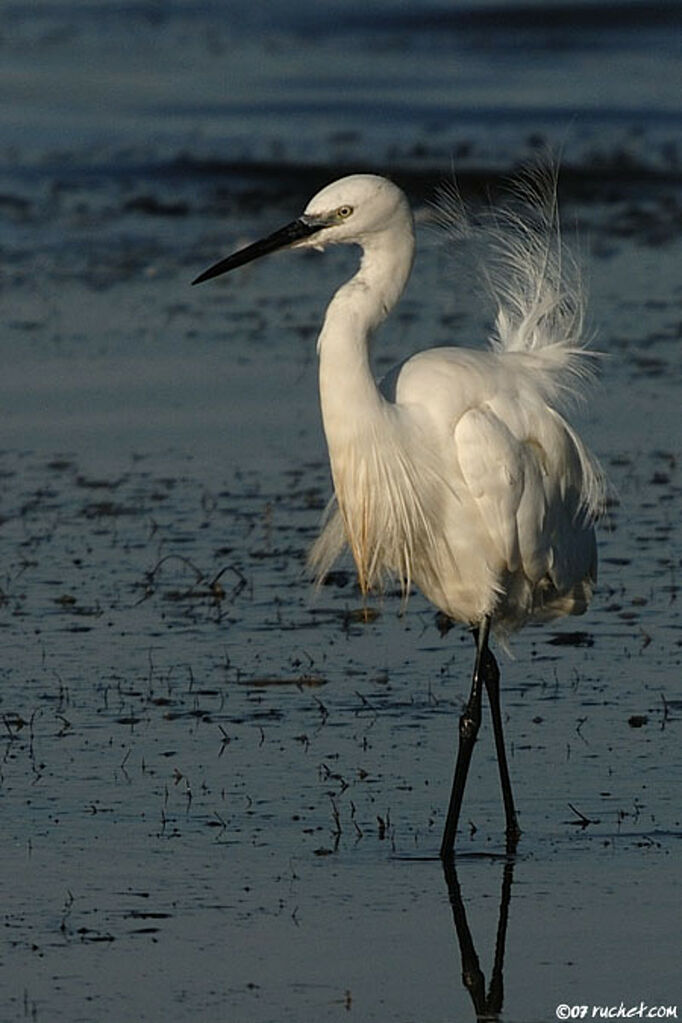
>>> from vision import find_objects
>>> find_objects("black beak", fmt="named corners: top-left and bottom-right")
top-left (192, 217), bottom-right (323, 285)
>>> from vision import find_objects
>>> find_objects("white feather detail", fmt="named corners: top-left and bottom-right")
top-left (308, 162), bottom-right (606, 635)
top-left (433, 160), bottom-right (601, 407)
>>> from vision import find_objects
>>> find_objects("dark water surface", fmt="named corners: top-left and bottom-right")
top-left (1, 2), bottom-right (681, 1021)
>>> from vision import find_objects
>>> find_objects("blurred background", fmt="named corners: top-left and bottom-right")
top-left (1, 0), bottom-right (680, 460)
top-left (2, 0), bottom-right (680, 459)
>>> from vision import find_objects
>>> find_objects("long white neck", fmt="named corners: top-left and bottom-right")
top-left (317, 223), bottom-right (415, 449)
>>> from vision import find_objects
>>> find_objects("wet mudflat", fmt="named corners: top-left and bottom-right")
top-left (2, 199), bottom-right (680, 1021)
top-left (1, 2), bottom-right (681, 1020)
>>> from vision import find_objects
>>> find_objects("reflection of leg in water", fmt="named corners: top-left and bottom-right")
top-left (441, 617), bottom-right (521, 857)
top-left (442, 855), bottom-right (515, 1020)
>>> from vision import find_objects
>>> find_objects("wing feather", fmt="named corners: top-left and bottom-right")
top-left (454, 407), bottom-right (524, 572)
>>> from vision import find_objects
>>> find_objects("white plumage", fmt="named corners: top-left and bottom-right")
top-left (306, 170), bottom-right (603, 636)
top-left (193, 164), bottom-right (605, 856)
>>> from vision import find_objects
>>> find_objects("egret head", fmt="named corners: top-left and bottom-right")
top-left (192, 174), bottom-right (412, 285)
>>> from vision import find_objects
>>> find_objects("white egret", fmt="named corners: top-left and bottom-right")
top-left (193, 168), bottom-right (604, 857)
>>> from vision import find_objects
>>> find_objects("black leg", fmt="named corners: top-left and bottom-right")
top-left (480, 638), bottom-right (521, 852)
top-left (440, 616), bottom-right (521, 856)
top-left (439, 620), bottom-right (488, 857)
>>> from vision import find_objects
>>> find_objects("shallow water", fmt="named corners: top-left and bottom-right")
top-left (1, 2), bottom-right (681, 1021)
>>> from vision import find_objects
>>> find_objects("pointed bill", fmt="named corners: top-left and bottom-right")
top-left (192, 216), bottom-right (325, 285)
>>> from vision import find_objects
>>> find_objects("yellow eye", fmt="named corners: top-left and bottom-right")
top-left (336, 205), bottom-right (353, 219)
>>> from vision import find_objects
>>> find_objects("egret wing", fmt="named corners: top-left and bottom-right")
top-left (454, 407), bottom-right (526, 573)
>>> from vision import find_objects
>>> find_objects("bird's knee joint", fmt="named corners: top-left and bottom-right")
top-left (459, 711), bottom-right (480, 741)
